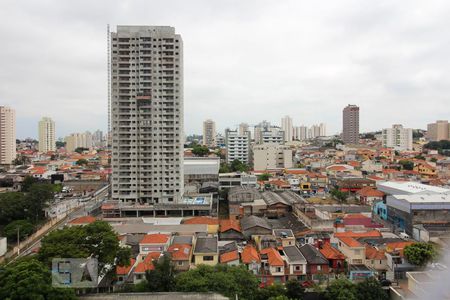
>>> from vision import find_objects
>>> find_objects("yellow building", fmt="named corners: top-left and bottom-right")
top-left (193, 236), bottom-right (218, 266)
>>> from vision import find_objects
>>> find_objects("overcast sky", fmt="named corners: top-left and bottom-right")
top-left (2, 0), bottom-right (450, 139)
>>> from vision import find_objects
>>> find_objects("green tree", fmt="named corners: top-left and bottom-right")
top-left (0, 192), bottom-right (29, 225)
top-left (3, 219), bottom-right (35, 242)
top-left (76, 159), bottom-right (88, 166)
top-left (74, 147), bottom-right (88, 154)
top-left (285, 279), bottom-right (305, 299)
top-left (330, 189), bottom-right (348, 202)
top-left (404, 242), bottom-right (435, 266)
top-left (230, 159), bottom-right (249, 172)
top-left (414, 154), bottom-right (425, 160)
top-left (219, 163), bottom-right (231, 173)
top-left (355, 277), bottom-right (388, 300)
top-left (255, 284), bottom-right (286, 300)
top-left (39, 221), bottom-right (131, 272)
top-left (268, 296), bottom-right (290, 300)
top-left (176, 265), bottom-right (259, 300)
top-left (399, 160), bottom-right (414, 171)
top-left (26, 184), bottom-right (54, 222)
top-left (325, 278), bottom-right (357, 300)
top-left (145, 254), bottom-right (175, 292)
top-left (257, 173), bottom-right (272, 181)
top-left (0, 257), bottom-right (77, 300)
top-left (192, 144), bottom-right (210, 157)
top-left (21, 175), bottom-right (37, 192)
top-left (55, 141), bottom-right (66, 148)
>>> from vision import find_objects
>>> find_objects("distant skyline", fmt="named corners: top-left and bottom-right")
top-left (2, 0), bottom-right (450, 139)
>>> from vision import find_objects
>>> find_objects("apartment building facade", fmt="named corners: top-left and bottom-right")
top-left (225, 128), bottom-right (251, 165)
top-left (110, 25), bottom-right (184, 204)
top-left (0, 106), bottom-right (16, 165)
top-left (202, 119), bottom-right (216, 148)
top-left (342, 104), bottom-right (359, 144)
top-left (253, 144), bottom-right (293, 171)
top-left (38, 117), bottom-right (56, 153)
top-left (427, 120), bottom-right (450, 141)
top-left (382, 124), bottom-right (413, 151)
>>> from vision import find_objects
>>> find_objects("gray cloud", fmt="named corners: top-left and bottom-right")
top-left (1, 0), bottom-right (449, 138)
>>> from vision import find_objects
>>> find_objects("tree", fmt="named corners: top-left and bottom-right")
top-left (74, 147), bottom-right (88, 154)
top-left (192, 144), bottom-right (210, 157)
top-left (230, 159), bottom-right (249, 172)
top-left (219, 163), bottom-right (231, 173)
top-left (355, 277), bottom-right (388, 300)
top-left (76, 158), bottom-right (88, 166)
top-left (39, 221), bottom-right (131, 272)
top-left (257, 173), bottom-right (272, 181)
top-left (430, 157), bottom-right (438, 163)
top-left (3, 220), bottom-right (35, 242)
top-left (404, 242), bottom-right (435, 266)
top-left (414, 154), bottom-right (425, 160)
top-left (325, 278), bottom-right (357, 300)
top-left (0, 192), bottom-right (29, 225)
top-left (26, 184), bottom-right (54, 222)
top-left (55, 141), bottom-right (66, 148)
top-left (21, 175), bottom-right (37, 192)
top-left (399, 160), bottom-right (414, 171)
top-left (145, 254), bottom-right (175, 292)
top-left (255, 284), bottom-right (286, 300)
top-left (285, 279), bottom-right (305, 299)
top-left (330, 189), bottom-right (348, 202)
top-left (0, 257), bottom-right (76, 300)
top-left (176, 265), bottom-right (259, 300)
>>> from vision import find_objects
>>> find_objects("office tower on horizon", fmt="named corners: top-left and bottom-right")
top-left (110, 25), bottom-right (184, 204)
top-left (0, 106), bottom-right (16, 164)
top-left (342, 104), bottom-right (360, 144)
top-left (202, 119), bottom-right (216, 148)
top-left (281, 115), bottom-right (293, 142)
top-left (38, 117), bottom-right (56, 153)
top-left (427, 120), bottom-right (450, 141)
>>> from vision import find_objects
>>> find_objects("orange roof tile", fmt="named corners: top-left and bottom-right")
top-left (241, 245), bottom-right (260, 264)
top-left (220, 219), bottom-right (241, 233)
top-left (319, 243), bottom-right (345, 260)
top-left (327, 166), bottom-right (348, 172)
top-left (134, 261), bottom-right (154, 273)
top-left (183, 216), bottom-right (219, 225)
top-left (69, 216), bottom-right (96, 224)
top-left (386, 241), bottom-right (414, 257)
top-left (285, 169), bottom-right (309, 175)
top-left (220, 250), bottom-right (239, 263)
top-left (260, 248), bottom-right (284, 266)
top-left (338, 237), bottom-right (363, 248)
top-left (167, 244), bottom-right (191, 261)
top-left (140, 234), bottom-right (170, 244)
top-left (357, 187), bottom-right (385, 197)
top-left (365, 245), bottom-right (385, 260)
top-left (334, 230), bottom-right (382, 239)
top-left (116, 258), bottom-right (136, 275)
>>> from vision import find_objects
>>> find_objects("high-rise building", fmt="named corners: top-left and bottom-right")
top-left (319, 123), bottom-right (327, 137)
top-left (0, 106), bottom-right (16, 164)
top-left (92, 130), bottom-right (104, 148)
top-left (225, 128), bottom-right (251, 165)
top-left (253, 144), bottom-right (293, 171)
top-left (202, 119), bottom-right (216, 148)
top-left (294, 125), bottom-right (308, 141)
top-left (342, 104), bottom-right (360, 144)
top-left (382, 124), bottom-right (413, 151)
top-left (38, 117), bottom-right (55, 153)
top-left (111, 26), bottom-right (183, 204)
top-left (239, 123), bottom-right (249, 136)
top-left (281, 116), bottom-right (293, 142)
top-left (427, 120), bottom-right (450, 141)
top-left (64, 132), bottom-right (93, 152)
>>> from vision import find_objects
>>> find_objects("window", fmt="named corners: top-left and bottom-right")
top-left (295, 265), bottom-right (301, 271)
top-left (177, 261), bottom-right (184, 266)
top-left (275, 267), bottom-right (282, 272)
top-left (317, 265), bottom-right (321, 271)
top-left (203, 256), bottom-right (214, 261)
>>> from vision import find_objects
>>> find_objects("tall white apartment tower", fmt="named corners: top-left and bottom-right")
top-left (202, 119), bottom-right (216, 148)
top-left (382, 124), bottom-right (413, 151)
top-left (110, 26), bottom-right (184, 204)
top-left (0, 106), bottom-right (16, 164)
top-left (281, 116), bottom-right (293, 142)
top-left (38, 117), bottom-right (56, 153)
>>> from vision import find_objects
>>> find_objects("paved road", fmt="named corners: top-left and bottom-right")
top-left (16, 186), bottom-right (109, 258)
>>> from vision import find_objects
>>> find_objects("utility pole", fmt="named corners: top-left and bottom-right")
top-left (16, 226), bottom-right (20, 255)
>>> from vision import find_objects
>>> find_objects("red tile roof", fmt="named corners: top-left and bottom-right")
top-left (319, 243), bottom-right (345, 260)
top-left (183, 216), bottom-right (219, 225)
top-left (338, 237), bottom-right (363, 248)
top-left (220, 250), bottom-right (239, 263)
top-left (365, 245), bottom-right (385, 260)
top-left (167, 244), bottom-right (191, 261)
top-left (69, 216), bottom-right (96, 225)
top-left (241, 245), bottom-right (260, 264)
top-left (260, 248), bottom-right (284, 266)
top-left (220, 219), bottom-right (241, 233)
top-left (357, 187), bottom-right (385, 197)
top-left (140, 234), bottom-right (170, 244)
top-left (116, 258), bottom-right (136, 275)
top-left (334, 230), bottom-right (382, 239)
top-left (386, 241), bottom-right (414, 257)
